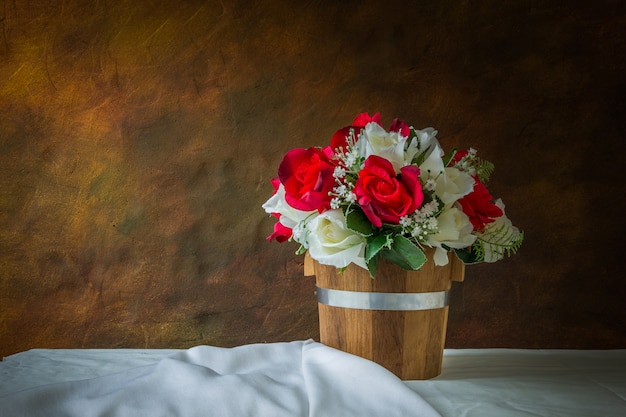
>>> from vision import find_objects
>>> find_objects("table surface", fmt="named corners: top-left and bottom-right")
top-left (2, 347), bottom-right (625, 417)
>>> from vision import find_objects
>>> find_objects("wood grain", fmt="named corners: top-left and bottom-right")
top-left (309, 252), bottom-right (464, 379)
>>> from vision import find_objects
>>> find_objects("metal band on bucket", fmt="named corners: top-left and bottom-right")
top-left (316, 287), bottom-right (450, 311)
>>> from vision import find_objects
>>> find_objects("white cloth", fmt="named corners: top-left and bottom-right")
top-left (0, 340), bottom-right (440, 417)
top-left (407, 348), bottom-right (626, 417)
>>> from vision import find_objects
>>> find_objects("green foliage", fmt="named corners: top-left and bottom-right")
top-left (295, 244), bottom-right (307, 255)
top-left (442, 147), bottom-right (458, 167)
top-left (447, 149), bottom-right (495, 183)
top-left (452, 248), bottom-right (481, 264)
top-left (364, 231), bottom-right (428, 277)
top-left (474, 157), bottom-right (495, 183)
top-left (472, 223), bottom-right (524, 262)
top-left (365, 233), bottom-right (393, 262)
top-left (381, 235), bottom-right (427, 270)
top-left (366, 253), bottom-right (380, 278)
top-left (345, 206), bottom-right (374, 237)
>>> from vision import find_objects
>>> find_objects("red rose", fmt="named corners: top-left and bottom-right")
top-left (354, 155), bottom-right (424, 227)
top-left (278, 146), bottom-right (336, 212)
top-left (330, 112), bottom-right (382, 151)
top-left (330, 126), bottom-right (354, 152)
top-left (388, 118), bottom-right (410, 137)
top-left (267, 219), bottom-right (292, 242)
top-left (270, 177), bottom-right (281, 192)
top-left (352, 112), bottom-right (381, 127)
top-left (457, 178), bottom-right (503, 232)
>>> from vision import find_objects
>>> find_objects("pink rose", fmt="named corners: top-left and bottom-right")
top-left (278, 146), bottom-right (336, 212)
top-left (354, 155), bottom-right (424, 227)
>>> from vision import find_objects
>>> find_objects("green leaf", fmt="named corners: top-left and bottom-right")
top-left (366, 253), bottom-right (380, 278)
top-left (381, 235), bottom-right (427, 270)
top-left (454, 248), bottom-right (482, 264)
top-left (365, 233), bottom-right (391, 262)
top-left (345, 206), bottom-right (374, 237)
top-left (411, 149), bottom-right (428, 167)
top-left (442, 147), bottom-right (458, 167)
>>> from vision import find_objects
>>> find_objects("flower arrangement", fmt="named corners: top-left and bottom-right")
top-left (263, 112), bottom-right (523, 277)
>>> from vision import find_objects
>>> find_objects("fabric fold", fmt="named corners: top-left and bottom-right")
top-left (0, 340), bottom-right (441, 417)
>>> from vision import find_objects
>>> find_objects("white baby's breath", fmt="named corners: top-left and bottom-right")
top-left (263, 113), bottom-right (522, 273)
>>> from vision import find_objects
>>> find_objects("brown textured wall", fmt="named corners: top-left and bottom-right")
top-left (1, 0), bottom-right (625, 357)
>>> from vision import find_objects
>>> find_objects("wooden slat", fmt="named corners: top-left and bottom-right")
top-left (311, 249), bottom-right (461, 380)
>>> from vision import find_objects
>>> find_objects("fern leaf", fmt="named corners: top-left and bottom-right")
top-left (473, 220), bottom-right (523, 263)
top-left (474, 158), bottom-right (495, 183)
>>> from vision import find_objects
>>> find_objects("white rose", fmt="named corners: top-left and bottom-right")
top-left (427, 207), bottom-right (476, 266)
top-left (358, 122), bottom-right (408, 172)
top-left (305, 209), bottom-right (367, 270)
top-left (434, 167), bottom-right (475, 206)
top-left (262, 183), bottom-right (316, 230)
top-left (414, 134), bottom-right (473, 206)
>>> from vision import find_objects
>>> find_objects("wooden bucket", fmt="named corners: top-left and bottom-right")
top-left (304, 251), bottom-right (464, 380)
